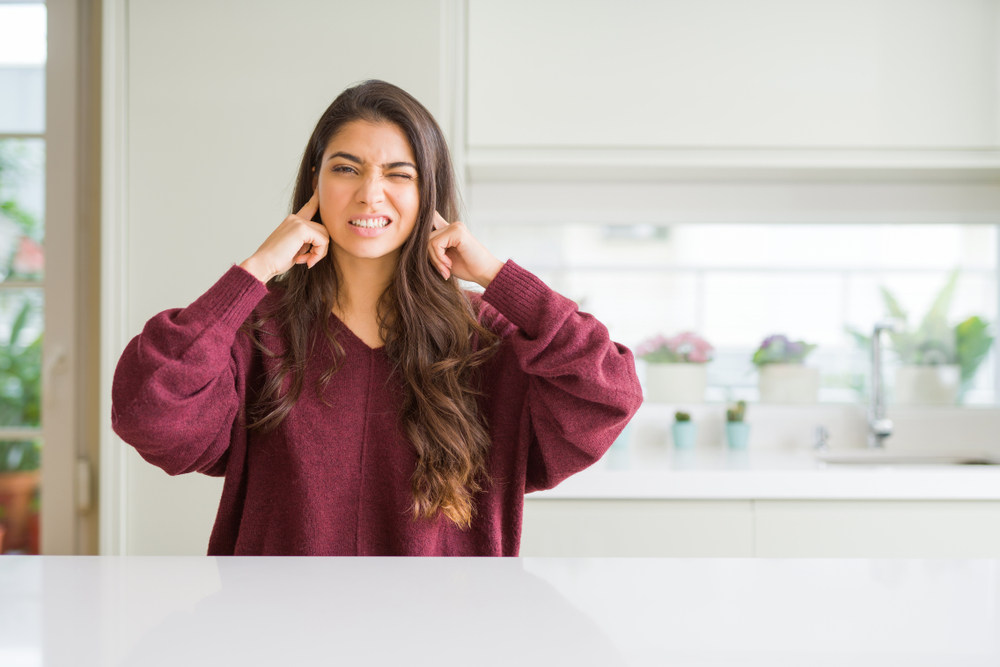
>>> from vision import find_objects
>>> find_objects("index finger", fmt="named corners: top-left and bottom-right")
top-left (297, 190), bottom-right (319, 219)
top-left (432, 211), bottom-right (450, 231)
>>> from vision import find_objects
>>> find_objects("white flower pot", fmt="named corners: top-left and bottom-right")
top-left (894, 364), bottom-right (960, 405)
top-left (644, 363), bottom-right (707, 404)
top-left (757, 364), bottom-right (819, 404)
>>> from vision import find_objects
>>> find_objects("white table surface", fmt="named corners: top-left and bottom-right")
top-left (2, 556), bottom-right (998, 666)
top-left (529, 446), bottom-right (1000, 500)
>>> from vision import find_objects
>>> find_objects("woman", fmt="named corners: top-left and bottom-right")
top-left (112, 80), bottom-right (642, 556)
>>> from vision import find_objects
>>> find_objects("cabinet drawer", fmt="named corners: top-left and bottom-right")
top-left (754, 500), bottom-right (1000, 557)
top-left (521, 499), bottom-right (753, 557)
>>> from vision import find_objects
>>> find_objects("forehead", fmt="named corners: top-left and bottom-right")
top-left (323, 120), bottom-right (415, 163)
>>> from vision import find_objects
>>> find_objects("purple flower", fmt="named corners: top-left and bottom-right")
top-left (752, 333), bottom-right (817, 366)
top-left (760, 334), bottom-right (787, 350)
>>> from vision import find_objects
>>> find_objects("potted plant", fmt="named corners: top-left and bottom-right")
top-left (725, 400), bottom-right (750, 450)
top-left (636, 331), bottom-right (714, 403)
top-left (0, 299), bottom-right (43, 553)
top-left (848, 271), bottom-right (994, 405)
top-left (671, 411), bottom-right (697, 450)
top-left (0, 440), bottom-right (40, 554)
top-left (752, 334), bottom-right (819, 403)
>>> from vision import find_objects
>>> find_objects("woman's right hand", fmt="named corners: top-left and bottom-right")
top-left (239, 191), bottom-right (330, 283)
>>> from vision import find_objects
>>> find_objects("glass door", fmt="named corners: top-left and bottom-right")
top-left (0, 1), bottom-right (46, 554)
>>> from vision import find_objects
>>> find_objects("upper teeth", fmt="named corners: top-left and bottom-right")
top-left (350, 217), bottom-right (389, 228)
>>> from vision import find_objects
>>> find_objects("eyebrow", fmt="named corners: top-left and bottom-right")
top-left (326, 151), bottom-right (417, 171)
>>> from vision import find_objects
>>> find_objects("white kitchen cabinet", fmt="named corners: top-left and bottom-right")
top-left (521, 499), bottom-right (755, 556)
top-left (754, 500), bottom-right (1000, 557)
top-left (466, 0), bottom-right (1000, 181)
top-left (524, 498), bottom-right (1000, 557)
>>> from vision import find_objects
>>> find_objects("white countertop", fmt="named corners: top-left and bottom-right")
top-left (2, 556), bottom-right (998, 666)
top-left (528, 446), bottom-right (1000, 500)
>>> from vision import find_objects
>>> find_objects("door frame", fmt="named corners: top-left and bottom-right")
top-left (41, 0), bottom-right (102, 554)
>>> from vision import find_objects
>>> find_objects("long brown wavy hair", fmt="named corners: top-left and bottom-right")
top-left (245, 80), bottom-right (499, 528)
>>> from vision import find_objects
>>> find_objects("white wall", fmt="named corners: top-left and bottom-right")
top-left (104, 0), bottom-right (455, 554)
top-left (102, 0), bottom-right (1000, 555)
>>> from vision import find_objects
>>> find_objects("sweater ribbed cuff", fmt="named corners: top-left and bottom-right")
top-left (184, 264), bottom-right (271, 332)
top-left (481, 260), bottom-right (551, 336)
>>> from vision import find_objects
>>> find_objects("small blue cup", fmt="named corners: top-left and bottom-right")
top-left (672, 421), bottom-right (697, 450)
top-left (725, 422), bottom-right (750, 450)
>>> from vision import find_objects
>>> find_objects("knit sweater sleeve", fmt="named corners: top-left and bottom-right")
top-left (111, 265), bottom-right (270, 476)
top-left (480, 261), bottom-right (644, 493)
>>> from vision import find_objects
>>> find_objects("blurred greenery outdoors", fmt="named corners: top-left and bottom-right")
top-left (0, 141), bottom-right (43, 473)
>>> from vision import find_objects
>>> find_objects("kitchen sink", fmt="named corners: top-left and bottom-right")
top-left (816, 450), bottom-right (1000, 465)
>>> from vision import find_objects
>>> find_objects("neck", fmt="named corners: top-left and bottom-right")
top-left (331, 251), bottom-right (398, 316)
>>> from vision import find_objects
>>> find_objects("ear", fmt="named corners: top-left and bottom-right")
top-left (311, 166), bottom-right (317, 191)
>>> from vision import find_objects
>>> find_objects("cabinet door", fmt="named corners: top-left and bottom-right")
top-left (754, 500), bottom-right (1000, 557)
top-left (468, 0), bottom-right (998, 150)
top-left (521, 499), bottom-right (754, 556)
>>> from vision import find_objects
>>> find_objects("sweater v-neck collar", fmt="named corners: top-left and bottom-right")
top-left (329, 311), bottom-right (386, 353)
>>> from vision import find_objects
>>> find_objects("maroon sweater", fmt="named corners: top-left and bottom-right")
top-left (112, 260), bottom-right (642, 556)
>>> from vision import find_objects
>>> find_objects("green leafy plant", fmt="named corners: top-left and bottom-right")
top-left (0, 142), bottom-right (43, 474)
top-left (674, 411), bottom-right (691, 422)
top-left (0, 440), bottom-right (40, 472)
top-left (954, 316), bottom-right (994, 387)
top-left (847, 271), bottom-right (994, 394)
top-left (726, 400), bottom-right (746, 423)
top-left (0, 299), bottom-right (42, 473)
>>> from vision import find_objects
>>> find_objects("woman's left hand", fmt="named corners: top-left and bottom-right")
top-left (428, 212), bottom-right (504, 287)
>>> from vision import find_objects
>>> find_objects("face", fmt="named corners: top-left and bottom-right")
top-left (313, 120), bottom-right (420, 267)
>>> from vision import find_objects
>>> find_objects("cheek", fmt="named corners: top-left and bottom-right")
top-left (399, 187), bottom-right (420, 219)
top-left (318, 182), bottom-right (345, 210)
top-left (397, 191), bottom-right (420, 239)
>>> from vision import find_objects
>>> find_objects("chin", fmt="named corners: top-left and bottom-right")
top-left (335, 243), bottom-right (403, 263)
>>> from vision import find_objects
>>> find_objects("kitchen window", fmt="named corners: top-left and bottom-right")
top-left (468, 182), bottom-right (1000, 407)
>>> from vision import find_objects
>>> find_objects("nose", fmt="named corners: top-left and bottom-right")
top-left (357, 173), bottom-right (385, 206)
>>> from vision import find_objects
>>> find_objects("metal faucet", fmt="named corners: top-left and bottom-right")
top-left (868, 321), bottom-right (897, 448)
